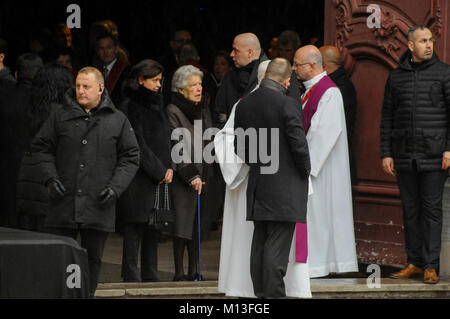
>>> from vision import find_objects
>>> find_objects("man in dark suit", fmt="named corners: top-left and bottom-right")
top-left (94, 32), bottom-right (130, 106)
top-left (234, 58), bottom-right (311, 298)
top-left (320, 45), bottom-right (357, 183)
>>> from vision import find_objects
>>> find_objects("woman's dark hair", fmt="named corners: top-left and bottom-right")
top-left (27, 63), bottom-right (73, 139)
top-left (123, 59), bottom-right (164, 92)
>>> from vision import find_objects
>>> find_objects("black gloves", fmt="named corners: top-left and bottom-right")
top-left (99, 187), bottom-right (116, 208)
top-left (46, 180), bottom-right (116, 208)
top-left (47, 178), bottom-right (66, 200)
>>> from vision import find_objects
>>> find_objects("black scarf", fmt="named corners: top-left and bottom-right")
top-left (131, 86), bottom-right (163, 111)
top-left (170, 92), bottom-right (208, 123)
top-left (236, 60), bottom-right (258, 94)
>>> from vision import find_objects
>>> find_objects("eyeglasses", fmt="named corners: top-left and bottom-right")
top-left (293, 62), bottom-right (313, 68)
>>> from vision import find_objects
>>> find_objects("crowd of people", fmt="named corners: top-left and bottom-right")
top-left (1, 18), bottom-right (446, 299)
top-left (0, 20), bottom-right (358, 298)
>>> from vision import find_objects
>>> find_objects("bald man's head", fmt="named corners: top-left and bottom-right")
top-left (230, 33), bottom-right (261, 68)
top-left (292, 45), bottom-right (324, 81)
top-left (265, 57), bottom-right (292, 88)
top-left (319, 45), bottom-right (341, 74)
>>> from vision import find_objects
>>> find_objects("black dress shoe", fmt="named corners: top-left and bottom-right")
top-left (186, 273), bottom-right (203, 281)
top-left (172, 274), bottom-right (187, 281)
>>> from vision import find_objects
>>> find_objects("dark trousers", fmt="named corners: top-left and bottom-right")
top-left (121, 223), bottom-right (159, 282)
top-left (19, 215), bottom-right (48, 233)
top-left (397, 164), bottom-right (448, 270)
top-left (250, 220), bottom-right (295, 299)
top-left (49, 227), bottom-right (109, 297)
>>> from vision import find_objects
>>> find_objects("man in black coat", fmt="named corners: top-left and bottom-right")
top-left (320, 45), bottom-right (357, 183)
top-left (234, 58), bottom-right (310, 298)
top-left (380, 26), bottom-right (450, 284)
top-left (0, 53), bottom-right (43, 228)
top-left (32, 67), bottom-right (140, 297)
top-left (215, 33), bottom-right (301, 128)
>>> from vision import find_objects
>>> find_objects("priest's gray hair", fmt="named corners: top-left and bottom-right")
top-left (171, 65), bottom-right (203, 92)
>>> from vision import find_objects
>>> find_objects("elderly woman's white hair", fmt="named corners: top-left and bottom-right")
top-left (257, 60), bottom-right (271, 84)
top-left (171, 65), bottom-right (204, 92)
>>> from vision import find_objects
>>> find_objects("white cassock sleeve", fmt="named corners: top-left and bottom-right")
top-left (214, 100), bottom-right (250, 190)
top-left (307, 87), bottom-right (345, 178)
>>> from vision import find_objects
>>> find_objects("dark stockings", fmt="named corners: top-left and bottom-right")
top-left (172, 236), bottom-right (198, 280)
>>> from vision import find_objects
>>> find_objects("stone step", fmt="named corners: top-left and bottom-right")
top-left (95, 281), bottom-right (224, 299)
top-left (95, 278), bottom-right (450, 299)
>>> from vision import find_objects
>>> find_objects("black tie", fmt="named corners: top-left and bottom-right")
top-left (102, 66), bottom-right (108, 80)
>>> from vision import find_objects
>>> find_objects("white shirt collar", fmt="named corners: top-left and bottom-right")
top-left (302, 71), bottom-right (327, 90)
top-left (105, 58), bottom-right (117, 73)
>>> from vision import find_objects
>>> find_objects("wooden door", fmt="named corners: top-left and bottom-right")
top-left (324, 0), bottom-right (450, 265)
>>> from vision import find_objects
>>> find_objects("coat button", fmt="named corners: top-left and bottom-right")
top-left (77, 189), bottom-right (82, 195)
top-left (82, 140), bottom-right (87, 145)
top-left (80, 164), bottom-right (85, 169)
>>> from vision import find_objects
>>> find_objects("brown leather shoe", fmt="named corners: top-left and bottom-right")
top-left (389, 264), bottom-right (423, 279)
top-left (423, 268), bottom-right (439, 284)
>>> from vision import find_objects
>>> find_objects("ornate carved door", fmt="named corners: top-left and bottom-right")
top-left (324, 0), bottom-right (449, 265)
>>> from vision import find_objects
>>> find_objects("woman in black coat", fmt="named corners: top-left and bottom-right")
top-left (16, 63), bottom-right (73, 232)
top-left (118, 59), bottom-right (173, 282)
top-left (167, 65), bottom-right (214, 281)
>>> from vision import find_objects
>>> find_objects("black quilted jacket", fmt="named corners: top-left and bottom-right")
top-left (380, 50), bottom-right (450, 171)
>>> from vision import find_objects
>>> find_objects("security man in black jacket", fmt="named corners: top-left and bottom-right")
top-left (32, 66), bottom-right (140, 297)
top-left (380, 25), bottom-right (450, 284)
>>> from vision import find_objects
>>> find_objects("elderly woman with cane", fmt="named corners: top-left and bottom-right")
top-left (167, 65), bottom-right (214, 281)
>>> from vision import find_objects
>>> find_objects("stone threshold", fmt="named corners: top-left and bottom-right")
top-left (95, 278), bottom-right (450, 298)
top-left (95, 281), bottom-right (221, 298)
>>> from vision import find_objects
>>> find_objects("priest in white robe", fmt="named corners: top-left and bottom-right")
top-left (215, 61), bottom-right (312, 298)
top-left (293, 45), bottom-right (358, 278)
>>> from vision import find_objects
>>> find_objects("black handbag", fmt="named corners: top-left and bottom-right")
top-left (148, 183), bottom-right (175, 234)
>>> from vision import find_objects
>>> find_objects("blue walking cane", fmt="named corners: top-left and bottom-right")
top-left (197, 193), bottom-right (202, 281)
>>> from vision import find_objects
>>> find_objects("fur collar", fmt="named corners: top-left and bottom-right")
top-left (129, 86), bottom-right (163, 111)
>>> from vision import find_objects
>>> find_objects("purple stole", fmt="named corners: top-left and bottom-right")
top-left (295, 75), bottom-right (337, 263)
